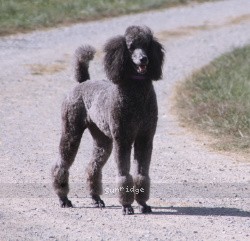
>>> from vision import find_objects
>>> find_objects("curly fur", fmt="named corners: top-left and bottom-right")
top-left (75, 45), bottom-right (96, 83)
top-left (52, 25), bottom-right (165, 214)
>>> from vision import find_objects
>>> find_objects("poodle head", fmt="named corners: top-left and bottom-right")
top-left (104, 25), bottom-right (165, 84)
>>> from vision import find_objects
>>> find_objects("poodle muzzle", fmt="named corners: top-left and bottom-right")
top-left (131, 48), bottom-right (149, 74)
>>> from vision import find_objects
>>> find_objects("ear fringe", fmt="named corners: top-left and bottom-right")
top-left (148, 38), bottom-right (165, 81)
top-left (104, 36), bottom-right (131, 84)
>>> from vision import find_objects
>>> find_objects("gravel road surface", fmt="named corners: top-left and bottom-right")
top-left (0, 0), bottom-right (250, 240)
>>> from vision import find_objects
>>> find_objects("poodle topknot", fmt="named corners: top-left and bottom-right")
top-left (52, 25), bottom-right (165, 215)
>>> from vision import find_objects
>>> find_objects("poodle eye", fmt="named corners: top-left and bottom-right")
top-left (129, 44), bottom-right (135, 52)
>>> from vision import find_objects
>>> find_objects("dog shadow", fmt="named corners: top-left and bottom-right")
top-left (150, 206), bottom-right (250, 217)
top-left (80, 204), bottom-right (250, 217)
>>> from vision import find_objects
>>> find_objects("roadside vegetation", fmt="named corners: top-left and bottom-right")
top-left (0, 0), bottom-right (216, 36)
top-left (175, 45), bottom-right (250, 154)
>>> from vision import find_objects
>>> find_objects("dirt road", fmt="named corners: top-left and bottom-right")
top-left (0, 0), bottom-right (250, 240)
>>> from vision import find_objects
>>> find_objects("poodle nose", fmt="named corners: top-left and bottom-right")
top-left (140, 56), bottom-right (148, 64)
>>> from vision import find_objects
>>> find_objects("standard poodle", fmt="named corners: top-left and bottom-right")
top-left (52, 25), bottom-right (164, 215)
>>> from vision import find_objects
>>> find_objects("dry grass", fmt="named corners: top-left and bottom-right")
top-left (157, 13), bottom-right (250, 41)
top-left (228, 14), bottom-right (250, 25)
top-left (27, 62), bottom-right (67, 75)
top-left (157, 29), bottom-right (191, 40)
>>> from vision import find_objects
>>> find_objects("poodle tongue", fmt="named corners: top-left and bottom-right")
top-left (138, 65), bottom-right (147, 74)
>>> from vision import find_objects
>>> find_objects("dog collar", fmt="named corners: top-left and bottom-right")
top-left (131, 75), bottom-right (147, 80)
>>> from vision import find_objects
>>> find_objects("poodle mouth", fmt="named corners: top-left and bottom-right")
top-left (136, 64), bottom-right (147, 74)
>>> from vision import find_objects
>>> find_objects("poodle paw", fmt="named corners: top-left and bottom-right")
top-left (59, 197), bottom-right (73, 208)
top-left (92, 195), bottom-right (105, 208)
top-left (92, 199), bottom-right (105, 208)
top-left (139, 204), bottom-right (152, 214)
top-left (122, 205), bottom-right (134, 215)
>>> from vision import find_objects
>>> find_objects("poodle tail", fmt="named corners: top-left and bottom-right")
top-left (75, 45), bottom-right (96, 83)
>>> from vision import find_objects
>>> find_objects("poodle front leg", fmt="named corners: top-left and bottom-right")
top-left (114, 142), bottom-right (135, 215)
top-left (134, 135), bottom-right (154, 213)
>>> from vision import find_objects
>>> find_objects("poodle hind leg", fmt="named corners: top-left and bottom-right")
top-left (52, 98), bottom-right (85, 207)
top-left (86, 123), bottom-right (112, 208)
top-left (52, 165), bottom-right (73, 208)
top-left (134, 134), bottom-right (154, 213)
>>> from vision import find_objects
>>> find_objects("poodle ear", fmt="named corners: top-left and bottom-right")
top-left (148, 38), bottom-right (165, 81)
top-left (104, 35), bottom-right (131, 84)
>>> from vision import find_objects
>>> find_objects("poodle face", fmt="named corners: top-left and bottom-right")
top-left (125, 26), bottom-right (152, 75)
top-left (130, 48), bottom-right (148, 74)
top-left (104, 25), bottom-right (164, 84)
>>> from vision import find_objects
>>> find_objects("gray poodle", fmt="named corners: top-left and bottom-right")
top-left (52, 25), bottom-right (164, 215)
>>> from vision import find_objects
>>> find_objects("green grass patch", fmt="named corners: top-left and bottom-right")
top-left (175, 45), bottom-right (250, 153)
top-left (0, 0), bottom-right (216, 36)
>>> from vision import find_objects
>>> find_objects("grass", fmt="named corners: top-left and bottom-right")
top-left (175, 45), bottom-right (250, 154)
top-left (0, 0), bottom-right (216, 36)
